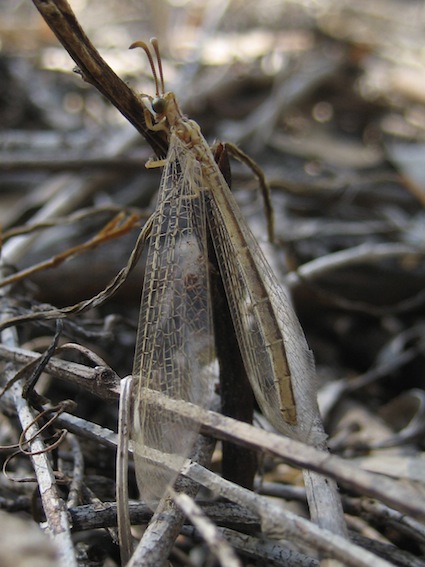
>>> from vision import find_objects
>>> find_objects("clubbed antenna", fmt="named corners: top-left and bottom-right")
top-left (150, 38), bottom-right (165, 95)
top-left (129, 38), bottom-right (164, 96)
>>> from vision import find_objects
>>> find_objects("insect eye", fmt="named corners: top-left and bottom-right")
top-left (151, 97), bottom-right (166, 114)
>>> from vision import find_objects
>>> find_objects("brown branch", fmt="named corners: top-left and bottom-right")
top-left (0, 344), bottom-right (119, 400)
top-left (31, 0), bottom-right (168, 158)
top-left (69, 501), bottom-right (260, 532)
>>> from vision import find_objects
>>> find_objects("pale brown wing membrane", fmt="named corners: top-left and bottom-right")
top-left (205, 171), bottom-right (321, 442)
top-left (131, 133), bottom-right (215, 507)
top-left (161, 125), bottom-right (321, 442)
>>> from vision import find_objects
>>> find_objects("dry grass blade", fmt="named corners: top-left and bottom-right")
top-left (116, 376), bottom-right (133, 564)
top-left (0, 213), bottom-right (140, 289)
top-left (0, 214), bottom-right (152, 334)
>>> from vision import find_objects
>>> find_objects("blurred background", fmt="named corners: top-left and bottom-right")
top-left (1, 1), bottom-right (425, 565)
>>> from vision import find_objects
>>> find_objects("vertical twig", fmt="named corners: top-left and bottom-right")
top-left (66, 433), bottom-right (84, 509)
top-left (210, 142), bottom-right (257, 490)
top-left (8, 375), bottom-right (77, 566)
top-left (0, 305), bottom-right (76, 565)
top-left (209, 238), bottom-right (257, 489)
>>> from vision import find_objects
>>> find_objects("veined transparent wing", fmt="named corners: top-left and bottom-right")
top-left (131, 132), bottom-right (215, 508)
top-left (204, 162), bottom-right (322, 444)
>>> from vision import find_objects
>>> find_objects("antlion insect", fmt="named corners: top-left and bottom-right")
top-left (128, 38), bottom-right (325, 512)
